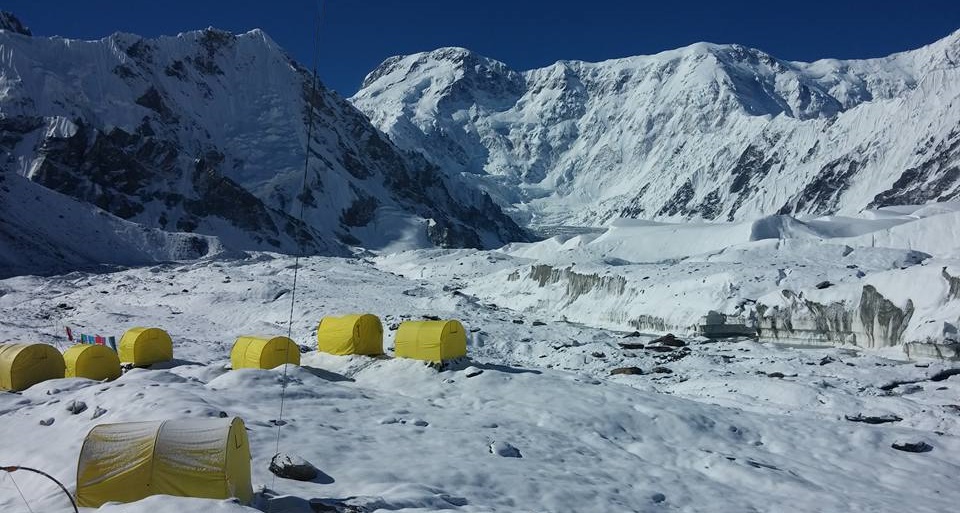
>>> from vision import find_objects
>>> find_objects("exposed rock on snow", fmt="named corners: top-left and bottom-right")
top-left (269, 452), bottom-right (319, 481)
top-left (489, 441), bottom-right (522, 458)
top-left (651, 333), bottom-right (686, 347)
top-left (891, 440), bottom-right (933, 453)
top-left (610, 366), bottom-right (644, 375)
top-left (65, 399), bottom-right (87, 414)
top-left (844, 413), bottom-right (903, 424)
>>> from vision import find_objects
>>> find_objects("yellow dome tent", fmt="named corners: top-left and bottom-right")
top-left (317, 314), bottom-right (383, 356)
top-left (0, 343), bottom-right (65, 391)
top-left (64, 344), bottom-right (122, 381)
top-left (118, 327), bottom-right (173, 366)
top-left (76, 417), bottom-right (253, 507)
top-left (394, 320), bottom-right (467, 363)
top-left (230, 335), bottom-right (300, 370)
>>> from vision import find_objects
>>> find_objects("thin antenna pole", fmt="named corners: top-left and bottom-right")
top-left (270, 0), bottom-right (325, 497)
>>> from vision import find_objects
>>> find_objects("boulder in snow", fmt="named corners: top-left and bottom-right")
top-left (66, 400), bottom-right (87, 414)
top-left (610, 367), bottom-right (644, 376)
top-left (845, 413), bottom-right (903, 424)
top-left (270, 452), bottom-right (319, 481)
top-left (891, 441), bottom-right (933, 453)
top-left (650, 333), bottom-right (686, 347)
top-left (489, 441), bottom-right (522, 458)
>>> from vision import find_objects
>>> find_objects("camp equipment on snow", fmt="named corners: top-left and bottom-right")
top-left (118, 327), bottom-right (173, 366)
top-left (394, 320), bottom-right (467, 363)
top-left (230, 335), bottom-right (300, 370)
top-left (63, 344), bottom-right (121, 381)
top-left (0, 465), bottom-right (79, 513)
top-left (317, 313), bottom-right (383, 356)
top-left (0, 343), bottom-right (65, 391)
top-left (76, 417), bottom-right (253, 507)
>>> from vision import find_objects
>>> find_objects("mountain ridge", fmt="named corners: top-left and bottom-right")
top-left (352, 29), bottom-right (960, 228)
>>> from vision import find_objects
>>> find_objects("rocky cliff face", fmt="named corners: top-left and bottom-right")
top-left (0, 13), bottom-right (528, 270)
top-left (352, 32), bottom-right (960, 228)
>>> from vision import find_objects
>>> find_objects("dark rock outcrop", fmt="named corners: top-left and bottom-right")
top-left (844, 413), bottom-right (903, 424)
top-left (610, 367), bottom-right (644, 375)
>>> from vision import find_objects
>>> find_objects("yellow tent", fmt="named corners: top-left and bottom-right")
top-left (64, 344), bottom-right (122, 381)
top-left (76, 417), bottom-right (253, 507)
top-left (317, 314), bottom-right (383, 356)
top-left (119, 327), bottom-right (173, 366)
top-left (394, 320), bottom-right (467, 363)
top-left (231, 335), bottom-right (300, 370)
top-left (0, 343), bottom-right (65, 391)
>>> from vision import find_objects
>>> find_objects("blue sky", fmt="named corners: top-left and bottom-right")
top-left (5, 1), bottom-right (960, 95)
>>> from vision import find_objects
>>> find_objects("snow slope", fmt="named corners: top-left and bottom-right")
top-left (352, 32), bottom-right (960, 228)
top-left (1, 254), bottom-right (958, 512)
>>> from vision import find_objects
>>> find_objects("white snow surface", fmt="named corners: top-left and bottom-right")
top-left (0, 250), bottom-right (958, 512)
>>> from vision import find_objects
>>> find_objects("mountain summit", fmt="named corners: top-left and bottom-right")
top-left (352, 31), bottom-right (960, 228)
top-left (0, 20), bottom-right (528, 275)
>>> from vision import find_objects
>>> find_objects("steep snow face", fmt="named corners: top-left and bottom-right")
top-left (352, 32), bottom-right (960, 228)
top-left (0, 20), bottom-right (528, 258)
top-left (0, 170), bottom-right (231, 278)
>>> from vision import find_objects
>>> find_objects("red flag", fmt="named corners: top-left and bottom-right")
top-left (95, 335), bottom-right (104, 345)
top-left (66, 327), bottom-right (73, 341)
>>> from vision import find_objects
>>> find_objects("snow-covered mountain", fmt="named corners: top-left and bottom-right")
top-left (352, 31), bottom-right (960, 228)
top-left (0, 12), bottom-right (527, 272)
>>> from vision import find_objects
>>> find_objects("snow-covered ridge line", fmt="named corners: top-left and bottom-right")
top-left (352, 29), bottom-right (960, 228)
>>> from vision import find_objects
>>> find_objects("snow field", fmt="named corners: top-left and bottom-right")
top-left (0, 253), bottom-right (958, 512)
